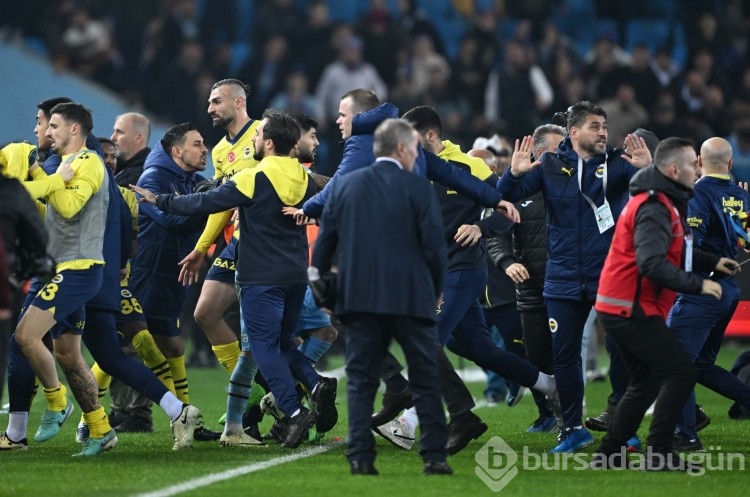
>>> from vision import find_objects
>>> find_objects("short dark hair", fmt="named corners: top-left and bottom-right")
top-left (38, 97), bottom-right (73, 118)
top-left (97, 137), bottom-right (115, 149)
top-left (261, 107), bottom-right (284, 120)
top-left (211, 78), bottom-right (251, 98)
top-left (340, 88), bottom-right (380, 114)
top-left (654, 137), bottom-right (695, 171)
top-left (162, 122), bottom-right (198, 152)
top-left (50, 102), bottom-right (93, 135)
top-left (263, 114), bottom-right (301, 156)
top-left (289, 113), bottom-right (318, 132)
top-left (402, 105), bottom-right (442, 137)
top-left (565, 101), bottom-right (607, 131)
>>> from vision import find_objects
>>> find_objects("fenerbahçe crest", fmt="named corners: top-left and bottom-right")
top-left (51, 274), bottom-right (63, 284)
top-left (548, 318), bottom-right (558, 334)
top-left (595, 165), bottom-right (605, 178)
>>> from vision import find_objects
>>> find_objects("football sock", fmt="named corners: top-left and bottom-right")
top-left (167, 356), bottom-right (189, 403)
top-left (225, 355), bottom-right (258, 433)
top-left (159, 392), bottom-right (186, 422)
top-left (7, 412), bottom-right (29, 442)
top-left (533, 372), bottom-right (556, 397)
top-left (212, 341), bottom-right (241, 376)
top-left (84, 407), bottom-right (111, 438)
top-left (298, 336), bottom-right (331, 364)
top-left (132, 330), bottom-right (175, 394)
top-left (43, 383), bottom-right (68, 412)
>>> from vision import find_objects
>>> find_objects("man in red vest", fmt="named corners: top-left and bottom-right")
top-left (592, 137), bottom-right (737, 471)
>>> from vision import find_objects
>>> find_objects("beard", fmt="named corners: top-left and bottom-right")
top-left (297, 148), bottom-right (315, 164)
top-left (212, 114), bottom-right (232, 130)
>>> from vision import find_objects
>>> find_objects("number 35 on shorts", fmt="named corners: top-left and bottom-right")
top-left (120, 288), bottom-right (143, 315)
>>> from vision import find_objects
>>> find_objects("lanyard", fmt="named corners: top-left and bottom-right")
top-left (577, 154), bottom-right (608, 210)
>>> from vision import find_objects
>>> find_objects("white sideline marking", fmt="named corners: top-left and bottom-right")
top-left (133, 444), bottom-right (335, 497)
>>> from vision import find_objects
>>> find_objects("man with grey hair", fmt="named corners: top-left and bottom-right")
top-left (111, 112), bottom-right (151, 187)
top-left (310, 118), bottom-right (451, 476)
top-left (487, 123), bottom-right (566, 433)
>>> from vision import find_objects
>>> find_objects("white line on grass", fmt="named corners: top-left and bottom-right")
top-left (133, 444), bottom-right (335, 497)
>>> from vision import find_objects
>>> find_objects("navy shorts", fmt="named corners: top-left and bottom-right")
top-left (114, 286), bottom-right (146, 326)
top-left (28, 266), bottom-right (103, 338)
top-left (205, 238), bottom-right (237, 284)
top-left (147, 315), bottom-right (180, 338)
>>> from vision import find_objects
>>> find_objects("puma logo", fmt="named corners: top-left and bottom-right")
top-left (561, 167), bottom-right (574, 177)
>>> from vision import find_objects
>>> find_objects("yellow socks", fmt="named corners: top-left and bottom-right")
top-left (84, 407), bottom-right (111, 438)
top-left (167, 356), bottom-right (189, 403)
top-left (43, 383), bottom-right (68, 411)
top-left (212, 341), bottom-right (240, 376)
top-left (91, 362), bottom-right (112, 402)
top-left (132, 330), bottom-right (176, 394)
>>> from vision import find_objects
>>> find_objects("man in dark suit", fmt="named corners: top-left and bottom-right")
top-left (311, 118), bottom-right (450, 476)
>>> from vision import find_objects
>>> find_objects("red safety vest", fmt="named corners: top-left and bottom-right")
top-left (595, 190), bottom-right (685, 319)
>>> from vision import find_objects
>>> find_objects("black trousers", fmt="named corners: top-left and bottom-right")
top-left (381, 346), bottom-right (475, 419)
top-left (597, 311), bottom-right (696, 455)
top-left (344, 312), bottom-right (446, 465)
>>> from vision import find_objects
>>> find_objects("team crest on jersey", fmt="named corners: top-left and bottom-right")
top-left (244, 146), bottom-right (252, 157)
top-left (548, 318), bottom-right (558, 333)
top-left (121, 289), bottom-right (132, 298)
top-left (228, 151), bottom-right (236, 163)
top-left (595, 165), bottom-right (605, 178)
top-left (52, 274), bottom-right (63, 284)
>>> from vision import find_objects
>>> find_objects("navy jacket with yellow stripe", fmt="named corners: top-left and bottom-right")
top-left (157, 156), bottom-right (315, 286)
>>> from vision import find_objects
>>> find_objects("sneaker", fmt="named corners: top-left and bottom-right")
top-left (34, 400), bottom-right (74, 442)
top-left (281, 406), bottom-right (318, 449)
top-left (423, 460), bottom-right (453, 475)
top-left (372, 417), bottom-right (415, 450)
top-left (526, 415), bottom-right (558, 433)
top-left (673, 433), bottom-right (705, 452)
top-left (172, 404), bottom-right (201, 450)
top-left (506, 384), bottom-right (526, 407)
top-left (264, 418), bottom-right (287, 444)
top-left (311, 376), bottom-right (338, 433)
top-left (626, 435), bottom-right (642, 452)
top-left (549, 427), bottom-right (594, 453)
top-left (73, 429), bottom-right (118, 457)
top-left (260, 392), bottom-right (285, 421)
top-left (113, 415), bottom-right (153, 433)
top-left (307, 426), bottom-right (325, 443)
top-left (695, 404), bottom-right (711, 432)
top-left (75, 422), bottom-right (89, 444)
top-left (584, 410), bottom-right (611, 432)
top-left (0, 431), bottom-right (28, 451)
top-left (219, 431), bottom-right (266, 447)
top-left (643, 451), bottom-right (703, 472)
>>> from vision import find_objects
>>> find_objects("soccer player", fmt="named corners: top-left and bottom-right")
top-left (132, 113), bottom-right (338, 449)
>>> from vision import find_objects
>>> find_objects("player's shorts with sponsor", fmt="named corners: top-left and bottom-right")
top-left (205, 238), bottom-right (237, 284)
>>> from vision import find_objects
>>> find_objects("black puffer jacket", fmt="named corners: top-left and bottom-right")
top-left (487, 191), bottom-right (547, 311)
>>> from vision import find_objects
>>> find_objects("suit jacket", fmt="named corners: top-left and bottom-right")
top-left (312, 160), bottom-right (447, 323)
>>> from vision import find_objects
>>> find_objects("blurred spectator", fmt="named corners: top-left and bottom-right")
top-left (314, 34), bottom-right (387, 130)
top-left (728, 118), bottom-right (750, 182)
top-left (59, 4), bottom-right (120, 89)
top-left (600, 83), bottom-right (649, 147)
top-left (253, 0), bottom-right (302, 56)
top-left (650, 47), bottom-right (681, 93)
top-left (622, 44), bottom-right (660, 111)
top-left (146, 39), bottom-right (204, 123)
top-left (408, 35), bottom-right (450, 98)
top-left (485, 39), bottom-right (553, 141)
top-left (584, 35), bottom-right (630, 101)
top-left (240, 35), bottom-right (291, 117)
top-left (359, 0), bottom-right (409, 88)
top-left (702, 85), bottom-right (733, 138)
top-left (298, 0), bottom-right (336, 85)
top-left (536, 21), bottom-right (581, 78)
top-left (396, 0), bottom-right (446, 57)
top-left (679, 69), bottom-right (708, 114)
top-left (451, 34), bottom-right (492, 116)
top-left (270, 71), bottom-right (317, 117)
top-left (462, 9), bottom-right (499, 77)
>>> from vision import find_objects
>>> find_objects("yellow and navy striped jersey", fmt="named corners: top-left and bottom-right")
top-left (194, 119), bottom-right (261, 253)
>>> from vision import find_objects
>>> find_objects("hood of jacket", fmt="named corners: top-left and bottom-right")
top-left (629, 164), bottom-right (694, 208)
top-left (143, 140), bottom-right (200, 185)
top-left (351, 102), bottom-right (399, 137)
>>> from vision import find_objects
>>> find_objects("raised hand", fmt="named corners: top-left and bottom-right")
top-left (510, 135), bottom-right (540, 177)
top-left (622, 134), bottom-right (652, 168)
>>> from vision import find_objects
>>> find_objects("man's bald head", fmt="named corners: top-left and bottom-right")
top-left (699, 137), bottom-right (733, 174)
top-left (468, 148), bottom-right (497, 174)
